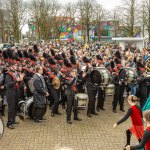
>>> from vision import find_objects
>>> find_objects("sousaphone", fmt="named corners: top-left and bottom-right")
top-left (52, 76), bottom-right (61, 89)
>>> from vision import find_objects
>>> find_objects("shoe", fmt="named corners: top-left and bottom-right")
top-left (67, 120), bottom-right (72, 124)
top-left (96, 108), bottom-right (100, 112)
top-left (51, 112), bottom-right (55, 117)
top-left (62, 106), bottom-right (65, 109)
top-left (91, 112), bottom-right (99, 115)
top-left (34, 119), bottom-right (42, 123)
top-left (100, 108), bottom-right (105, 110)
top-left (74, 117), bottom-right (82, 121)
top-left (87, 114), bottom-right (92, 117)
top-left (19, 115), bottom-right (25, 121)
top-left (55, 112), bottom-right (62, 115)
top-left (40, 118), bottom-right (47, 121)
top-left (120, 108), bottom-right (125, 112)
top-left (113, 109), bottom-right (117, 113)
top-left (13, 121), bottom-right (19, 124)
top-left (7, 124), bottom-right (15, 129)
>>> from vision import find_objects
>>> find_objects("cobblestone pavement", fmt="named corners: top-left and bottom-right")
top-left (0, 97), bottom-right (139, 150)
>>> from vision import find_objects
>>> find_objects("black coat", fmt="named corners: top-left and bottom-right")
top-left (5, 72), bottom-right (18, 124)
top-left (33, 74), bottom-right (48, 108)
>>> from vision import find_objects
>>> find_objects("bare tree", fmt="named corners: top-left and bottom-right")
top-left (93, 4), bottom-right (105, 41)
top-left (110, 7), bottom-right (122, 37)
top-left (139, 1), bottom-right (147, 37)
top-left (4, 0), bottom-right (27, 43)
top-left (142, 0), bottom-right (150, 41)
top-left (78, 0), bottom-right (96, 43)
top-left (29, 0), bottom-right (52, 41)
top-left (0, 7), bottom-right (5, 43)
top-left (64, 2), bottom-right (77, 19)
top-left (119, 0), bottom-right (140, 37)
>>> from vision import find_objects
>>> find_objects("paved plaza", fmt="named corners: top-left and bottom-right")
top-left (0, 97), bottom-right (138, 150)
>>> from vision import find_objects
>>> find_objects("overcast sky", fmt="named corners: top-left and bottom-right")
top-left (58, 0), bottom-right (122, 10)
top-left (22, 0), bottom-right (122, 33)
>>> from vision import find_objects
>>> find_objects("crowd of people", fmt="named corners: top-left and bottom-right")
top-left (0, 41), bottom-right (150, 149)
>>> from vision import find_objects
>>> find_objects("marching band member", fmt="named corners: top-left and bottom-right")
top-left (65, 65), bottom-right (82, 124)
top-left (23, 51), bottom-right (33, 98)
top-left (115, 58), bottom-right (126, 112)
top-left (49, 54), bottom-right (63, 117)
top-left (5, 58), bottom-right (24, 129)
top-left (0, 67), bottom-right (6, 116)
top-left (95, 54), bottom-right (106, 111)
top-left (111, 68), bottom-right (120, 113)
top-left (82, 56), bottom-right (98, 117)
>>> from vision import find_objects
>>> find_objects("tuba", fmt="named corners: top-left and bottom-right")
top-left (52, 76), bottom-right (61, 90)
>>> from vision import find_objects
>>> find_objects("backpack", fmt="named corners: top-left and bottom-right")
top-left (27, 78), bottom-right (35, 93)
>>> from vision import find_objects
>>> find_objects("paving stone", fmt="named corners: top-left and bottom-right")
top-left (0, 97), bottom-right (140, 150)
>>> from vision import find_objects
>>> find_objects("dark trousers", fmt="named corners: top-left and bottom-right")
top-left (7, 92), bottom-right (18, 126)
top-left (0, 93), bottom-right (5, 115)
top-left (60, 89), bottom-right (66, 107)
top-left (87, 87), bottom-right (97, 115)
top-left (26, 87), bottom-right (33, 98)
top-left (34, 107), bottom-right (44, 120)
top-left (112, 85), bottom-right (120, 110)
top-left (126, 129), bottom-right (141, 146)
top-left (119, 85), bottom-right (125, 109)
top-left (66, 94), bottom-right (78, 121)
top-left (139, 88), bottom-right (147, 108)
top-left (51, 89), bottom-right (60, 113)
top-left (147, 85), bottom-right (150, 98)
top-left (97, 88), bottom-right (105, 109)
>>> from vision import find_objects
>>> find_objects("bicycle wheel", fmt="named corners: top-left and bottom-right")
top-left (0, 117), bottom-right (4, 139)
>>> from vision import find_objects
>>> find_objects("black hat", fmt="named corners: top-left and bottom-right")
top-left (23, 51), bottom-right (29, 58)
top-left (2, 51), bottom-right (8, 59)
top-left (17, 50), bottom-right (23, 58)
top-left (61, 52), bottom-right (66, 59)
top-left (82, 56), bottom-right (90, 63)
top-left (14, 55), bottom-right (20, 61)
top-left (70, 49), bottom-right (74, 56)
top-left (114, 57), bottom-right (121, 64)
top-left (30, 54), bottom-right (37, 61)
top-left (7, 49), bottom-right (14, 59)
top-left (50, 49), bottom-right (55, 56)
top-left (43, 52), bottom-right (49, 59)
top-left (28, 49), bottom-right (33, 53)
top-left (64, 59), bottom-right (72, 68)
top-left (110, 60), bottom-right (115, 69)
top-left (114, 50), bottom-right (121, 59)
top-left (33, 44), bottom-right (39, 53)
top-left (70, 56), bottom-right (76, 65)
top-left (48, 57), bottom-right (56, 65)
top-left (96, 55), bottom-right (103, 60)
top-left (55, 54), bottom-right (63, 60)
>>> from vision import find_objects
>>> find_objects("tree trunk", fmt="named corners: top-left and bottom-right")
top-left (87, 24), bottom-right (90, 43)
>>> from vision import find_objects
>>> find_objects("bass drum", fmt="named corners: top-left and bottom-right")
top-left (90, 67), bottom-right (111, 86)
top-left (26, 97), bottom-right (47, 119)
top-left (119, 67), bottom-right (137, 84)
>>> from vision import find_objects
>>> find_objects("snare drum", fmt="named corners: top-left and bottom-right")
top-left (75, 93), bottom-right (88, 109)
